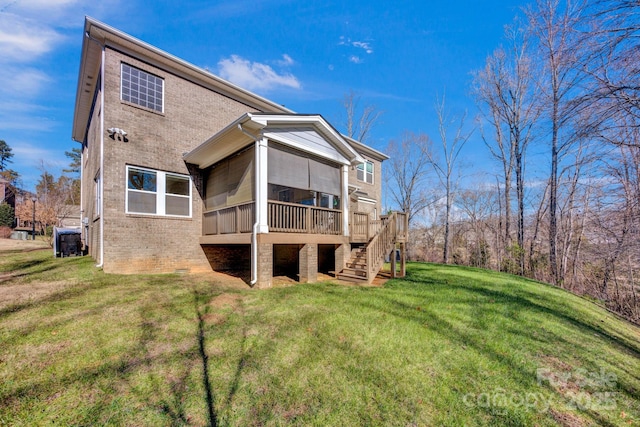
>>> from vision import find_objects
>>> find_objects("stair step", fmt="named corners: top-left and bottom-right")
top-left (341, 268), bottom-right (367, 277)
top-left (337, 272), bottom-right (369, 282)
top-left (346, 262), bottom-right (367, 269)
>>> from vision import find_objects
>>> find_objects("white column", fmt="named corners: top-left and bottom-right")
top-left (257, 136), bottom-right (269, 233)
top-left (342, 165), bottom-right (350, 236)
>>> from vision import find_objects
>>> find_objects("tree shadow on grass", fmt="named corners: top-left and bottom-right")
top-left (193, 289), bottom-right (219, 427)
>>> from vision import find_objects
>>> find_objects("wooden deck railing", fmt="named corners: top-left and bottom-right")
top-left (203, 201), bottom-right (342, 235)
top-left (203, 202), bottom-right (255, 235)
top-left (350, 213), bottom-right (395, 243)
top-left (366, 213), bottom-right (398, 281)
top-left (268, 201), bottom-right (342, 234)
top-left (395, 212), bottom-right (408, 242)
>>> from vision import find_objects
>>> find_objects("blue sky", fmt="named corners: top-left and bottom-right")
top-left (0, 0), bottom-right (527, 191)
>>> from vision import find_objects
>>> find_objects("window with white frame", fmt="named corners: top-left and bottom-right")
top-left (126, 166), bottom-right (191, 217)
top-left (94, 171), bottom-right (101, 217)
top-left (357, 160), bottom-right (374, 184)
top-left (121, 63), bottom-right (164, 113)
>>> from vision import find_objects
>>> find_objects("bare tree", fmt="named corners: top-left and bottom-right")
top-left (386, 132), bottom-right (433, 228)
top-left (425, 95), bottom-right (473, 264)
top-left (385, 132), bottom-right (434, 261)
top-left (342, 90), bottom-right (383, 144)
top-left (527, 0), bottom-right (587, 284)
top-left (456, 184), bottom-right (499, 269)
top-left (581, 0), bottom-right (640, 138)
top-left (474, 22), bottom-right (538, 274)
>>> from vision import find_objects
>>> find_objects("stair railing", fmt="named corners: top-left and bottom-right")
top-left (365, 212), bottom-right (399, 283)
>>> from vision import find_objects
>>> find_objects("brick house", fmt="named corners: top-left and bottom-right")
top-left (72, 17), bottom-right (406, 287)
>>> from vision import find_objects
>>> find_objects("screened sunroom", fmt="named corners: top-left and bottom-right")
top-left (183, 113), bottom-right (364, 243)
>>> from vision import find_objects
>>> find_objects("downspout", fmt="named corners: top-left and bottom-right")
top-left (238, 124), bottom-right (260, 286)
top-left (85, 30), bottom-right (105, 268)
top-left (98, 46), bottom-right (105, 268)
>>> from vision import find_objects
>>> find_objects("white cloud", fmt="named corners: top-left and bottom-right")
top-left (276, 54), bottom-right (295, 67)
top-left (0, 14), bottom-right (64, 61)
top-left (352, 41), bottom-right (373, 54)
top-left (12, 142), bottom-right (62, 161)
top-left (217, 54), bottom-right (301, 92)
top-left (339, 36), bottom-right (374, 55)
top-left (349, 55), bottom-right (362, 64)
top-left (0, 66), bottom-right (50, 97)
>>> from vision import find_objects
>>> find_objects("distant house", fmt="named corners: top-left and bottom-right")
top-left (72, 17), bottom-right (406, 287)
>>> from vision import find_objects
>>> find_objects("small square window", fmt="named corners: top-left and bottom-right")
top-left (121, 63), bottom-right (164, 113)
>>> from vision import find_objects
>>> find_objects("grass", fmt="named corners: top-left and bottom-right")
top-left (0, 246), bottom-right (639, 426)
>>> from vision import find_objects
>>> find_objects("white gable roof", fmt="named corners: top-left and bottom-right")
top-left (184, 113), bottom-right (365, 169)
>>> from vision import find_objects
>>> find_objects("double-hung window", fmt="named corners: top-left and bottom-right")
top-left (126, 166), bottom-right (191, 217)
top-left (121, 63), bottom-right (164, 113)
top-left (357, 160), bottom-right (374, 184)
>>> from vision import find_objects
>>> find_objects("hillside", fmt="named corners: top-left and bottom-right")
top-left (0, 242), bottom-right (638, 426)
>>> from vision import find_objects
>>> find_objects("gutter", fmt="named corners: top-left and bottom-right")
top-left (85, 30), bottom-right (105, 268)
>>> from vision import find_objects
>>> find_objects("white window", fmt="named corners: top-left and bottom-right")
top-left (121, 63), bottom-right (164, 113)
top-left (357, 160), bottom-right (374, 184)
top-left (94, 172), bottom-right (101, 216)
top-left (126, 166), bottom-right (191, 217)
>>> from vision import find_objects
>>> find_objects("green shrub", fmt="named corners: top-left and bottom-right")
top-left (0, 202), bottom-right (14, 227)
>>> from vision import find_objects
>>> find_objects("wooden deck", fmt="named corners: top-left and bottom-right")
top-left (200, 201), bottom-right (407, 251)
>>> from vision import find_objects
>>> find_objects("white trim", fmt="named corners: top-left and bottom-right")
top-left (257, 136), bottom-right (269, 233)
top-left (184, 113), bottom-right (366, 169)
top-left (356, 197), bottom-right (377, 205)
top-left (125, 165), bottom-right (192, 218)
top-left (356, 160), bottom-right (374, 185)
top-left (262, 130), bottom-right (349, 165)
top-left (94, 170), bottom-right (101, 216)
top-left (342, 165), bottom-right (350, 236)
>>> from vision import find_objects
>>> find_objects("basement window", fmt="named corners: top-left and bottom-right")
top-left (126, 166), bottom-right (191, 217)
top-left (121, 63), bottom-right (164, 113)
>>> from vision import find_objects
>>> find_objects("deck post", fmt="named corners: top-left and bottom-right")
top-left (255, 236), bottom-right (273, 288)
top-left (342, 165), bottom-right (349, 236)
top-left (391, 248), bottom-right (397, 278)
top-left (256, 135), bottom-right (269, 234)
top-left (299, 243), bottom-right (318, 283)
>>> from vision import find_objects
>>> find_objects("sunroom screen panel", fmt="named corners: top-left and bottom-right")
top-left (309, 158), bottom-right (340, 196)
top-left (206, 161), bottom-right (229, 209)
top-left (226, 148), bottom-right (254, 206)
top-left (267, 146), bottom-right (309, 189)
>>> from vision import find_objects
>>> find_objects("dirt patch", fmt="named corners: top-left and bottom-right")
top-left (540, 355), bottom-right (574, 372)
top-left (271, 272), bottom-right (388, 287)
top-left (204, 293), bottom-right (243, 326)
top-left (0, 238), bottom-right (49, 252)
top-left (188, 271), bottom-right (250, 289)
top-left (0, 280), bottom-right (74, 310)
top-left (209, 293), bottom-right (242, 310)
top-left (203, 313), bottom-right (228, 325)
top-left (549, 408), bottom-right (586, 427)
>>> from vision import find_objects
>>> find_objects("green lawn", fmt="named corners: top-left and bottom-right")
top-left (0, 246), bottom-right (638, 426)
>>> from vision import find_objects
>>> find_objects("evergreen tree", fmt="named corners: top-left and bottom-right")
top-left (0, 140), bottom-right (13, 171)
top-left (0, 202), bottom-right (14, 227)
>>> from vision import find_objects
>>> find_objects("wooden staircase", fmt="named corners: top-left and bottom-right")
top-left (337, 247), bottom-right (369, 282)
top-left (337, 211), bottom-right (407, 284)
